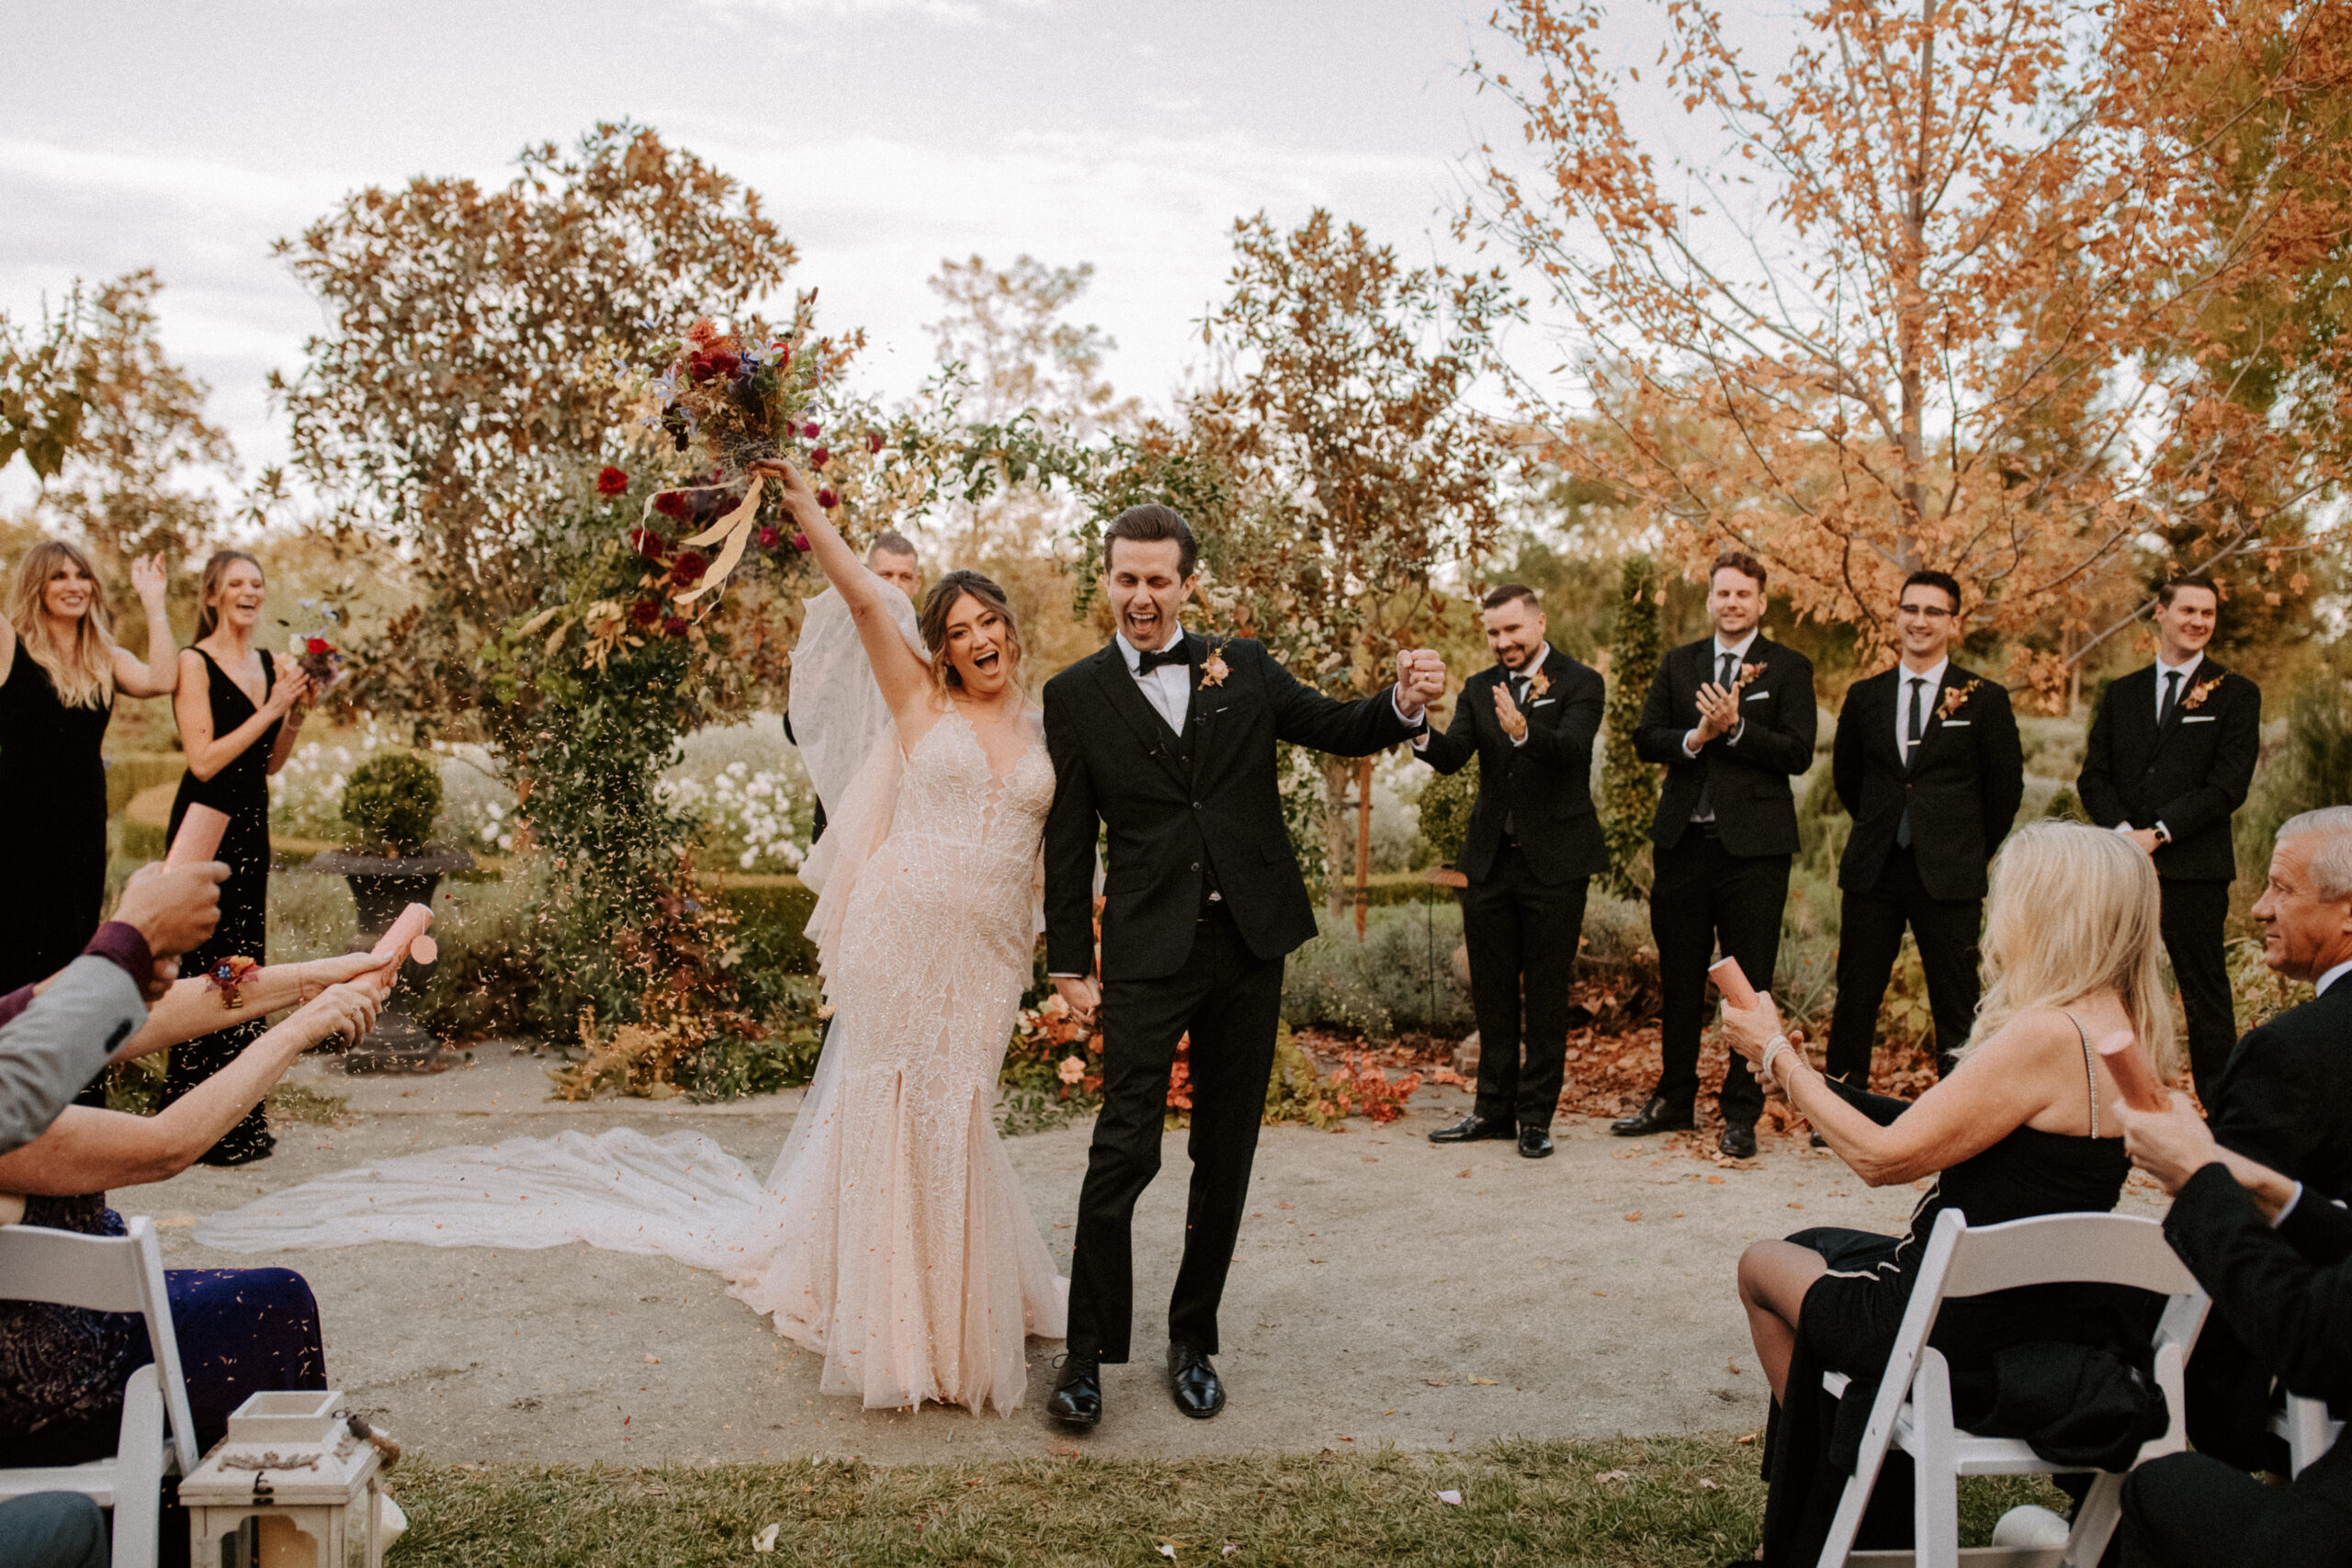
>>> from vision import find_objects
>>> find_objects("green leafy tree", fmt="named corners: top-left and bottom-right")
top-left (1599, 556), bottom-right (1663, 897)
top-left (0, 288), bottom-right (94, 481)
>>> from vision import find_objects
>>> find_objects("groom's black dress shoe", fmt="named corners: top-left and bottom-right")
top-left (1168, 1343), bottom-right (1225, 1419)
top-left (1429, 1113), bottom-right (1516, 1145)
top-left (1517, 1125), bottom-right (1554, 1159)
top-left (1610, 1096), bottom-right (1694, 1137)
top-left (1719, 1121), bottom-right (1758, 1160)
top-left (1046, 1353), bottom-right (1101, 1428)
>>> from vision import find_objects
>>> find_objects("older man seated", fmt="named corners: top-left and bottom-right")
top-left (2190, 806), bottom-right (2352, 1465)
top-left (2118, 1095), bottom-right (2352, 1567)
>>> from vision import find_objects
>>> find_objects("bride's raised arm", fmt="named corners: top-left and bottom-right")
top-left (754, 458), bottom-right (931, 716)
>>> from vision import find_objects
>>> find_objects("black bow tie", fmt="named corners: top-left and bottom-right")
top-left (1135, 643), bottom-right (1190, 674)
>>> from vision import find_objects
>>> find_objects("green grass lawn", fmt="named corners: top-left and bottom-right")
top-left (385, 1433), bottom-right (2067, 1566)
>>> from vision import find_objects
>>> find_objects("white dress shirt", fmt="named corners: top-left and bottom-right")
top-left (2319, 958), bottom-right (2352, 998)
top-left (1683, 629), bottom-right (1760, 759)
top-left (1116, 628), bottom-right (1193, 732)
top-left (2154, 650), bottom-right (2205, 722)
top-left (1894, 656), bottom-right (1949, 761)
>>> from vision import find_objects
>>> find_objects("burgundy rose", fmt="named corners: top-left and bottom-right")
top-left (671, 552), bottom-right (708, 587)
top-left (816, 488), bottom-right (839, 510)
top-left (809, 446), bottom-right (830, 470)
top-left (595, 465), bottom-right (628, 497)
top-left (630, 527), bottom-right (670, 560)
top-left (652, 491), bottom-right (688, 521)
top-left (662, 615), bottom-right (689, 638)
top-left (629, 598), bottom-right (661, 628)
top-left (790, 532), bottom-right (810, 552)
top-left (801, 419), bottom-right (820, 439)
top-left (686, 351), bottom-right (713, 383)
top-left (756, 526), bottom-right (780, 548)
top-left (305, 636), bottom-right (332, 657)
top-left (706, 349), bottom-right (741, 380)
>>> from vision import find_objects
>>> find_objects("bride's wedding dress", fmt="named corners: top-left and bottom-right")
top-left (198, 585), bottom-right (1068, 1416)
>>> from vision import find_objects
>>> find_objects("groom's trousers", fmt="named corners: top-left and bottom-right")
top-left (1066, 903), bottom-right (1284, 1364)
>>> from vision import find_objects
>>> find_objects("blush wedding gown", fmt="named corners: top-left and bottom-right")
top-left (198, 577), bottom-right (1069, 1416)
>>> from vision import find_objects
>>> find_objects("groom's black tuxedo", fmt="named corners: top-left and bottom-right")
top-left (1044, 632), bottom-right (1419, 1364)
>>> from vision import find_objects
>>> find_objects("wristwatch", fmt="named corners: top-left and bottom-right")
top-left (2153, 822), bottom-right (2173, 846)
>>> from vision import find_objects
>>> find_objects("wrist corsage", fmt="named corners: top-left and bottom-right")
top-left (205, 955), bottom-right (260, 1010)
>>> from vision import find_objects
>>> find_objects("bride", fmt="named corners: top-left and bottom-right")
top-left (198, 459), bottom-right (1067, 1415)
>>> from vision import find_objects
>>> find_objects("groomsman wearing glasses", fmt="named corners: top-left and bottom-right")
top-left (2078, 572), bottom-right (2262, 1104)
top-left (1616, 551), bottom-right (1817, 1160)
top-left (1417, 585), bottom-right (1609, 1160)
top-left (1826, 570), bottom-right (2023, 1096)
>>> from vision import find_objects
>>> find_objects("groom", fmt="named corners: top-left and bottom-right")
top-left (1042, 504), bottom-right (1444, 1428)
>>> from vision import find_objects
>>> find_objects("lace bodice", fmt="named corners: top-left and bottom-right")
top-left (889, 705), bottom-right (1054, 856)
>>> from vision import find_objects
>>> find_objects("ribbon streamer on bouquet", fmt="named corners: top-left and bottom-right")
top-left (643, 475), bottom-right (766, 607)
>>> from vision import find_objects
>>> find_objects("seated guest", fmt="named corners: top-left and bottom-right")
top-left (0, 980), bottom-right (379, 1468)
top-left (0, 863), bottom-right (223, 1155)
top-left (1718, 821), bottom-right (2176, 1564)
top-left (2115, 1094), bottom-right (2352, 1568)
top-left (0, 1493), bottom-right (106, 1568)
top-left (2189, 804), bottom-right (2352, 1465)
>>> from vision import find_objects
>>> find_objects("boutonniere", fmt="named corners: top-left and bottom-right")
top-left (1199, 637), bottom-right (1230, 689)
top-left (1936, 677), bottom-right (1983, 723)
top-left (2181, 673), bottom-right (2225, 712)
top-left (205, 955), bottom-right (260, 1010)
top-left (1733, 660), bottom-right (1768, 693)
top-left (1525, 667), bottom-right (1550, 698)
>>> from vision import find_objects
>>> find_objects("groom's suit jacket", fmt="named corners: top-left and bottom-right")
top-left (1043, 634), bottom-right (1419, 982)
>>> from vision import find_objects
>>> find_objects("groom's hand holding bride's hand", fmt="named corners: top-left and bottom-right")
top-left (1053, 975), bottom-right (1101, 1031)
top-left (1394, 649), bottom-right (1446, 719)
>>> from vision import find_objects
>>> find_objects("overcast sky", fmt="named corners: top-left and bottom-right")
top-left (3, 0), bottom-right (1612, 505)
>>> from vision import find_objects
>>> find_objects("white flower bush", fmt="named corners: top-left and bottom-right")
top-left (269, 713), bottom-right (819, 872)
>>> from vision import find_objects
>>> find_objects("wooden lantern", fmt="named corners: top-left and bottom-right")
top-left (180, 1391), bottom-right (392, 1568)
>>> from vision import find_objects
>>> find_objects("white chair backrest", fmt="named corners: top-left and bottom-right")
top-left (1935, 1211), bottom-right (2202, 1300)
top-left (0, 1216), bottom-right (198, 1474)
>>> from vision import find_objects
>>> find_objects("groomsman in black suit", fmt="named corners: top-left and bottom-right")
top-left (1416, 585), bottom-right (1609, 1160)
top-left (2077, 572), bottom-right (2262, 1103)
top-left (1616, 551), bottom-right (1818, 1159)
top-left (1826, 570), bottom-right (2024, 1085)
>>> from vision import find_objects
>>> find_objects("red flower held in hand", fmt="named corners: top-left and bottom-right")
top-left (809, 446), bottom-right (830, 470)
top-left (629, 598), bottom-right (661, 628)
top-left (756, 526), bottom-right (780, 548)
top-left (305, 637), bottom-right (332, 657)
top-left (662, 615), bottom-right (688, 638)
top-left (816, 488), bottom-right (839, 510)
top-left (595, 466), bottom-right (628, 497)
top-left (671, 552), bottom-right (708, 587)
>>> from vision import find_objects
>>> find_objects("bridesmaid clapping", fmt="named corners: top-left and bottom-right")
top-left (164, 550), bottom-right (310, 1167)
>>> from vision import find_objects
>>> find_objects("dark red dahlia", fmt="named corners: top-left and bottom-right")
top-left (662, 615), bottom-right (689, 638)
top-left (671, 552), bottom-right (708, 587)
top-left (630, 526), bottom-right (671, 559)
top-left (595, 465), bottom-right (628, 497)
top-left (791, 533), bottom-right (810, 552)
top-left (629, 598), bottom-right (661, 628)
top-left (756, 526), bottom-right (780, 548)
top-left (816, 488), bottom-right (839, 510)
top-left (706, 349), bottom-right (741, 381)
top-left (801, 419), bottom-right (820, 440)
top-left (809, 446), bottom-right (830, 470)
top-left (651, 491), bottom-right (688, 522)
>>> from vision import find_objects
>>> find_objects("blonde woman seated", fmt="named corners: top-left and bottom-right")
top-left (0, 976), bottom-right (381, 1469)
top-left (1716, 821), bottom-right (2177, 1565)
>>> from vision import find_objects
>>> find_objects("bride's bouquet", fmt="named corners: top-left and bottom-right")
top-left (645, 316), bottom-right (814, 475)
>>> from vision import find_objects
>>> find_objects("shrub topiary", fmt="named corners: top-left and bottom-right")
top-left (341, 750), bottom-right (444, 857)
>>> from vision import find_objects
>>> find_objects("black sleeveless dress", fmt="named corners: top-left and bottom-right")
top-left (0, 650), bottom-right (111, 995)
top-left (1759, 1022), bottom-right (2154, 1564)
top-left (159, 647), bottom-right (281, 1166)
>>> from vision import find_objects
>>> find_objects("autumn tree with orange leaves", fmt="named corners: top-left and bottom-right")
top-left (1466, 0), bottom-right (2352, 699)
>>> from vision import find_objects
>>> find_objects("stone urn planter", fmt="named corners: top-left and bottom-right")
top-left (314, 750), bottom-right (473, 1074)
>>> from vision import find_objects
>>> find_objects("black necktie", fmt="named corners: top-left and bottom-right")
top-left (1720, 650), bottom-right (1737, 690)
top-left (1136, 643), bottom-right (1188, 674)
top-left (1898, 675), bottom-right (1925, 848)
top-left (2159, 669), bottom-right (2182, 728)
top-left (1693, 650), bottom-right (1737, 822)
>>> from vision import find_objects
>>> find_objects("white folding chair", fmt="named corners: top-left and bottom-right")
top-left (0, 1216), bottom-right (198, 1568)
top-left (2272, 1392), bottom-right (2345, 1479)
top-left (1816, 1208), bottom-right (2209, 1568)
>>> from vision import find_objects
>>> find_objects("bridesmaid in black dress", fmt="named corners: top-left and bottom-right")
top-left (164, 549), bottom-right (310, 1166)
top-left (0, 539), bottom-right (181, 998)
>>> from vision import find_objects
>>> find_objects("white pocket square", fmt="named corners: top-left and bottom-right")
top-left (1942, 719), bottom-right (1971, 728)
top-left (1744, 690), bottom-right (1770, 702)
top-left (2182, 715), bottom-right (2216, 723)
top-left (1530, 697), bottom-right (1556, 707)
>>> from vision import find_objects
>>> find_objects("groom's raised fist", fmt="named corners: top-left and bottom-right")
top-left (1394, 649), bottom-right (1446, 717)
